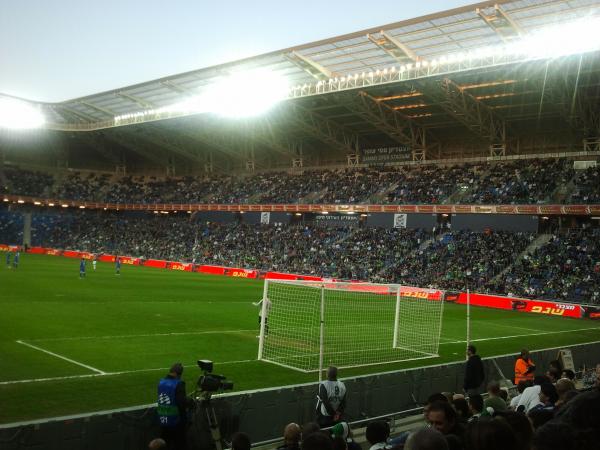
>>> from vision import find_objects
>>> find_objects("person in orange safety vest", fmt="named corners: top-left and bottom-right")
top-left (514, 349), bottom-right (536, 384)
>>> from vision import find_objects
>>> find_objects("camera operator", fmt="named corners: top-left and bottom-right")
top-left (157, 363), bottom-right (194, 450)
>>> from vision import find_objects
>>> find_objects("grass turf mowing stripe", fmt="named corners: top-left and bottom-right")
top-left (15, 340), bottom-right (106, 374)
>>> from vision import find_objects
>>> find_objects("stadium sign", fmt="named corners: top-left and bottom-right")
top-left (315, 214), bottom-right (360, 226)
top-left (360, 146), bottom-right (411, 164)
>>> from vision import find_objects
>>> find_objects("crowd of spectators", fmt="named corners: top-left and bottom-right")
top-left (3, 207), bottom-right (600, 303)
top-left (2, 158), bottom-right (598, 206)
top-left (491, 229), bottom-right (600, 304)
top-left (382, 230), bottom-right (534, 291)
top-left (464, 159), bottom-right (573, 204)
top-left (1, 167), bottom-right (53, 197)
top-left (570, 165), bottom-right (600, 204)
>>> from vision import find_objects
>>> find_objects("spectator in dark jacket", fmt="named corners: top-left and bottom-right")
top-left (464, 345), bottom-right (485, 395)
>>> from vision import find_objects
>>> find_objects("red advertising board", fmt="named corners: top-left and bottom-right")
top-left (119, 256), bottom-right (140, 265)
top-left (265, 271), bottom-right (323, 281)
top-left (144, 259), bottom-right (168, 269)
top-left (168, 262), bottom-right (192, 272)
top-left (198, 265), bottom-right (226, 275)
top-left (224, 268), bottom-right (258, 279)
top-left (453, 293), bottom-right (582, 318)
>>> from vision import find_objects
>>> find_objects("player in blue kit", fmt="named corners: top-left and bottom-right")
top-left (79, 258), bottom-right (86, 278)
top-left (115, 256), bottom-right (121, 275)
top-left (13, 251), bottom-right (20, 269)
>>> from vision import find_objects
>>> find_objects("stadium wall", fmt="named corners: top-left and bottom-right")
top-left (1, 342), bottom-right (599, 449)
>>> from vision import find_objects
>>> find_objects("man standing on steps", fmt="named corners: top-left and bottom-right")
top-left (463, 345), bottom-right (485, 396)
top-left (316, 366), bottom-right (347, 427)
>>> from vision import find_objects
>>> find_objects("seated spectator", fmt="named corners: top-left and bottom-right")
top-left (426, 401), bottom-right (465, 444)
top-left (532, 422), bottom-right (575, 450)
top-left (231, 432), bottom-right (251, 450)
top-left (332, 436), bottom-right (347, 450)
top-left (148, 438), bottom-right (167, 450)
top-left (464, 417), bottom-right (523, 450)
top-left (517, 375), bottom-right (550, 412)
top-left (483, 381), bottom-right (507, 414)
top-left (553, 389), bottom-right (600, 449)
top-left (546, 368), bottom-right (561, 384)
top-left (560, 369), bottom-right (575, 380)
top-left (302, 422), bottom-right (321, 441)
top-left (365, 421), bottom-right (391, 450)
top-left (509, 380), bottom-right (531, 410)
top-left (531, 383), bottom-right (558, 412)
top-left (528, 408), bottom-right (554, 430)
top-left (405, 427), bottom-right (449, 450)
top-left (554, 379), bottom-right (576, 410)
top-left (330, 422), bottom-right (360, 450)
top-left (467, 394), bottom-right (485, 422)
top-left (494, 411), bottom-right (533, 450)
top-left (452, 398), bottom-right (471, 422)
top-left (302, 432), bottom-right (334, 450)
top-left (423, 393), bottom-right (449, 422)
top-left (278, 423), bottom-right (301, 450)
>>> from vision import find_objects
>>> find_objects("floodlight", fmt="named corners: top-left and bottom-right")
top-left (167, 68), bottom-right (289, 118)
top-left (0, 97), bottom-right (45, 129)
top-left (510, 16), bottom-right (600, 59)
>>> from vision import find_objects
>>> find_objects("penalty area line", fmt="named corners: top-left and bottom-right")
top-left (0, 358), bottom-right (257, 386)
top-left (15, 340), bottom-right (106, 375)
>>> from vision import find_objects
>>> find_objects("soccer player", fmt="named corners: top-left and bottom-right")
top-left (13, 251), bottom-right (19, 269)
top-left (6, 251), bottom-right (11, 269)
top-left (115, 256), bottom-right (121, 275)
top-left (253, 297), bottom-right (272, 337)
top-left (92, 254), bottom-right (97, 271)
top-left (79, 258), bottom-right (86, 278)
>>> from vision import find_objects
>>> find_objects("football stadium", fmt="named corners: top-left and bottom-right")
top-left (1, 0), bottom-right (600, 449)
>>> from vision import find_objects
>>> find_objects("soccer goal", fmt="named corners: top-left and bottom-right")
top-left (257, 280), bottom-right (445, 373)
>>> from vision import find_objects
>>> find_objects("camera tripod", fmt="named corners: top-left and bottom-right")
top-left (192, 392), bottom-right (224, 450)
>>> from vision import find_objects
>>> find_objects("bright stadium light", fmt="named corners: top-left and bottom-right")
top-left (0, 97), bottom-right (45, 129)
top-left (510, 16), bottom-right (600, 58)
top-left (166, 68), bottom-right (289, 118)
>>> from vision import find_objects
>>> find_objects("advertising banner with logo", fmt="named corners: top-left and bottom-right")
top-left (449, 292), bottom-right (583, 319)
top-left (168, 262), bottom-right (193, 272)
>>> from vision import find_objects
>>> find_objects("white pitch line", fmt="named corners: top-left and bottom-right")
top-left (481, 322), bottom-right (544, 334)
top-left (440, 326), bottom-right (600, 345)
top-left (16, 340), bottom-right (106, 375)
top-left (27, 329), bottom-right (257, 342)
top-left (0, 358), bottom-right (256, 385)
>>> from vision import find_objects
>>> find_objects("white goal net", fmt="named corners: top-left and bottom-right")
top-left (257, 280), bottom-right (445, 373)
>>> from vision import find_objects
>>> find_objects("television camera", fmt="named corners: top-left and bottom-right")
top-left (190, 360), bottom-right (234, 450)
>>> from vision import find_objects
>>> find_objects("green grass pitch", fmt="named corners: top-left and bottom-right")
top-left (1, 253), bottom-right (599, 424)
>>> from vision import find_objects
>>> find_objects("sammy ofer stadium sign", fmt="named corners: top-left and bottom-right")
top-left (360, 146), bottom-right (411, 164)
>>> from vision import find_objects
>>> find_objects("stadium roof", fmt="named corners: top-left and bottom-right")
top-left (2, 0), bottom-right (600, 170)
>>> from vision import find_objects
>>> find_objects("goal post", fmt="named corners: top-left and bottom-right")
top-left (257, 280), bottom-right (445, 372)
